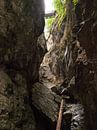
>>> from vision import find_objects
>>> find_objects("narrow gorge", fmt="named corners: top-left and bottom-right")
top-left (0, 0), bottom-right (97, 130)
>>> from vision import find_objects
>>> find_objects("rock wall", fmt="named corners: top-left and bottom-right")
top-left (42, 0), bottom-right (97, 130)
top-left (75, 0), bottom-right (97, 130)
top-left (1, 0), bottom-right (97, 129)
top-left (40, 16), bottom-right (66, 86)
top-left (0, 0), bottom-right (46, 129)
top-left (0, 0), bottom-right (45, 83)
top-left (60, 0), bottom-right (97, 130)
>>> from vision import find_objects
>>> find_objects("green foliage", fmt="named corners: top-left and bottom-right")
top-left (53, 0), bottom-right (66, 16)
top-left (45, 0), bottom-right (78, 30)
top-left (45, 17), bottom-right (55, 30)
top-left (73, 0), bottom-right (78, 6)
top-left (53, 0), bottom-right (66, 28)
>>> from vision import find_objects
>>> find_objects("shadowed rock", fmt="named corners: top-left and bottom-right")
top-left (31, 82), bottom-right (61, 122)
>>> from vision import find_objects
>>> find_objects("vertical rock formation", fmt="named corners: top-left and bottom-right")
top-left (0, 0), bottom-right (96, 129)
top-left (40, 16), bottom-right (66, 86)
top-left (40, 0), bottom-right (97, 130)
top-left (40, 1), bottom-right (85, 130)
top-left (0, 0), bottom-right (46, 129)
top-left (75, 0), bottom-right (97, 130)
top-left (59, 0), bottom-right (97, 129)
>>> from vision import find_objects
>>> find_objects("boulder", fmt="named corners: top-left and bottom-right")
top-left (31, 82), bottom-right (61, 122)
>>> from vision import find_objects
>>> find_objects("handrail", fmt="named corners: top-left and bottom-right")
top-left (56, 99), bottom-right (64, 130)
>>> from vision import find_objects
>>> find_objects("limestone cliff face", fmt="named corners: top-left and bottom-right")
top-left (0, 0), bottom-right (46, 129)
top-left (40, 17), bottom-right (66, 86)
top-left (40, 0), bottom-right (75, 86)
top-left (41, 0), bottom-right (97, 130)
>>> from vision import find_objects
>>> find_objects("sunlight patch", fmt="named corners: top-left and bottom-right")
top-left (44, 0), bottom-right (54, 13)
